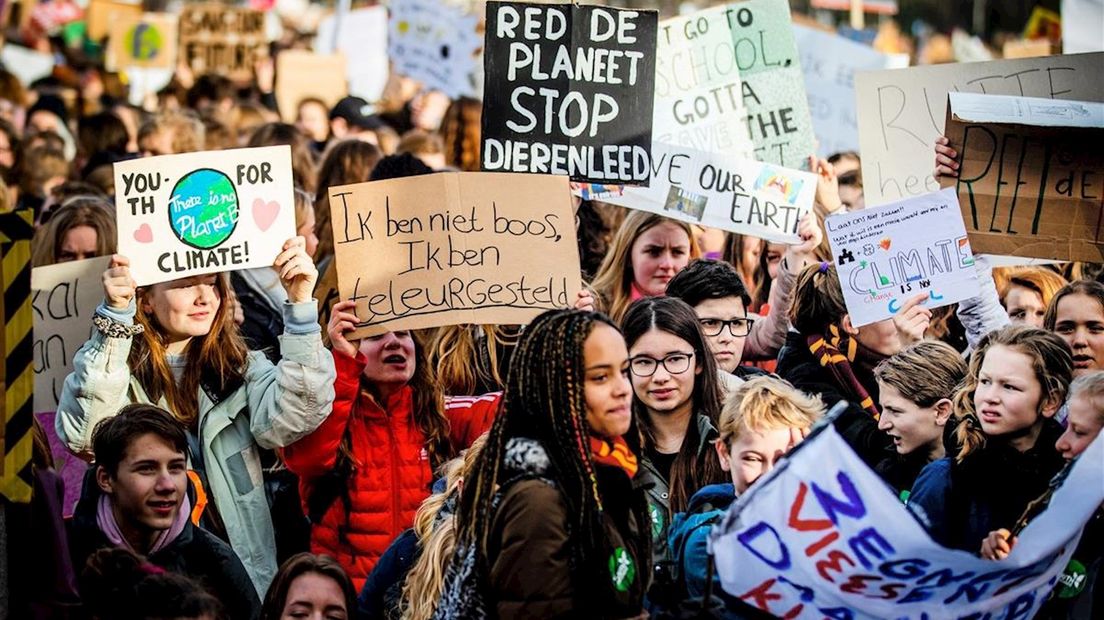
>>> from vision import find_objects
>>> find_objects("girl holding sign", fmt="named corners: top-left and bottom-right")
top-left (435, 309), bottom-right (651, 618)
top-left (55, 235), bottom-right (336, 596)
top-left (280, 300), bottom-right (497, 591)
top-left (908, 325), bottom-right (1072, 554)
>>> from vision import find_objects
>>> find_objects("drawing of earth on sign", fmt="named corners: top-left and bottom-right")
top-left (126, 22), bottom-right (164, 61)
top-left (168, 169), bottom-right (239, 249)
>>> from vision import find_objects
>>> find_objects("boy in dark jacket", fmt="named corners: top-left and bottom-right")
top-left (68, 404), bottom-right (260, 620)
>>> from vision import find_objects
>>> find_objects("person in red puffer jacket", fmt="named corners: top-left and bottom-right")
top-left (282, 300), bottom-right (498, 590)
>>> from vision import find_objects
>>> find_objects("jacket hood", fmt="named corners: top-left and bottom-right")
top-left (686, 483), bottom-right (736, 514)
top-left (668, 483), bottom-right (735, 572)
top-left (503, 437), bottom-right (551, 477)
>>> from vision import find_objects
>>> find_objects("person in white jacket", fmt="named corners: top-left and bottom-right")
top-left (56, 235), bottom-right (336, 597)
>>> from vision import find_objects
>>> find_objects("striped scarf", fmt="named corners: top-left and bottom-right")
top-left (807, 325), bottom-right (881, 419)
top-left (590, 435), bottom-right (639, 480)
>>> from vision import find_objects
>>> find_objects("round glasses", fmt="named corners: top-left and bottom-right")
top-left (629, 352), bottom-right (694, 377)
top-left (697, 317), bottom-right (753, 337)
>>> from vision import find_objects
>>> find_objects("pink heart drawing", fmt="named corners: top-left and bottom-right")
top-left (253, 198), bottom-right (281, 231)
top-left (133, 223), bottom-right (153, 243)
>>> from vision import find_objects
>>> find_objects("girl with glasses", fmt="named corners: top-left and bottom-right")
top-left (621, 296), bottom-right (725, 607)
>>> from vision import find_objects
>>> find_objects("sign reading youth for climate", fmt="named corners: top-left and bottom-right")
top-left (710, 411), bottom-right (1104, 620)
top-left (481, 2), bottom-right (658, 185)
top-left (827, 188), bottom-right (979, 327)
top-left (604, 142), bottom-right (816, 244)
top-left (329, 172), bottom-right (581, 337)
top-left (114, 146), bottom-right (296, 286)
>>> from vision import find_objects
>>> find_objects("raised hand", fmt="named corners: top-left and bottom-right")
top-left (327, 299), bottom-right (360, 359)
top-left (274, 236), bottom-right (319, 304)
top-left (103, 255), bottom-right (137, 310)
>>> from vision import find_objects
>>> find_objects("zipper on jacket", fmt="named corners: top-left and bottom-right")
top-left (387, 413), bottom-right (401, 538)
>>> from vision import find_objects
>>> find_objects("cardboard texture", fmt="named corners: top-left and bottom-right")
top-left (114, 146), bottom-right (297, 286)
top-left (856, 52), bottom-right (1104, 207)
top-left (31, 256), bottom-right (111, 414)
top-left (179, 3), bottom-right (268, 79)
top-left (275, 51), bottom-right (348, 123)
top-left (793, 25), bottom-right (908, 157)
top-left (1001, 39), bottom-right (1055, 59)
top-left (86, 0), bottom-right (143, 41)
top-left (316, 6), bottom-right (390, 103)
top-left (603, 142), bottom-right (817, 244)
top-left (941, 92), bottom-right (1104, 263)
top-left (329, 172), bottom-right (581, 337)
top-left (388, 0), bottom-right (483, 98)
top-left (108, 13), bottom-right (179, 70)
top-left (826, 188), bottom-right (979, 327)
top-left (481, 2), bottom-right (658, 185)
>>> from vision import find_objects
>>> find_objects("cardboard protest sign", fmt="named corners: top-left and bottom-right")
top-left (940, 93), bottom-right (1104, 263)
top-left (86, 0), bottom-right (143, 41)
top-left (711, 408), bottom-right (1104, 620)
top-left (793, 25), bottom-right (908, 157)
top-left (855, 52), bottom-right (1104, 207)
top-left (32, 257), bottom-right (110, 414)
top-left (603, 142), bottom-right (816, 244)
top-left (388, 0), bottom-right (483, 98)
top-left (329, 172), bottom-right (580, 337)
top-left (481, 2), bottom-right (658, 185)
top-left (826, 188), bottom-right (978, 327)
top-left (724, 0), bottom-right (817, 168)
top-left (653, 6), bottom-right (754, 157)
top-left (316, 6), bottom-right (390, 103)
top-left (179, 3), bottom-right (268, 79)
top-left (1002, 39), bottom-right (1054, 59)
top-left (114, 146), bottom-right (296, 286)
top-left (275, 51), bottom-right (348, 123)
top-left (108, 13), bottom-right (179, 71)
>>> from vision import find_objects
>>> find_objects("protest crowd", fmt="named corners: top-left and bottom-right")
top-left (1, 0), bottom-right (1103, 619)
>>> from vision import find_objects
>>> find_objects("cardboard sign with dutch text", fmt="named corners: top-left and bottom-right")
top-left (329, 172), bottom-right (580, 337)
top-left (389, 0), bottom-right (482, 98)
top-left (826, 188), bottom-right (979, 327)
top-left (275, 51), bottom-right (348, 123)
top-left (32, 256), bottom-right (110, 414)
top-left (941, 92), bottom-right (1104, 263)
top-left (481, 2), bottom-right (658, 185)
top-left (179, 3), bottom-right (268, 79)
top-left (856, 52), bottom-right (1104, 207)
top-left (109, 13), bottom-right (179, 71)
top-left (114, 146), bottom-right (296, 286)
top-left (603, 142), bottom-right (816, 244)
top-left (724, 0), bottom-right (817, 168)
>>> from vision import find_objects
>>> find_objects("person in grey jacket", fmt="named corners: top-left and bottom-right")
top-left (55, 235), bottom-right (336, 597)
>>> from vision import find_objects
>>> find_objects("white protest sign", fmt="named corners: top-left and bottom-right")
top-left (603, 142), bottom-right (817, 244)
top-left (114, 146), bottom-right (296, 286)
top-left (0, 45), bottom-right (55, 87)
top-left (826, 188), bottom-right (979, 327)
top-left (1063, 0), bottom-right (1104, 54)
top-left (32, 256), bottom-right (110, 414)
top-left (388, 0), bottom-right (482, 98)
top-left (316, 6), bottom-right (390, 103)
top-left (710, 412), bottom-right (1104, 619)
top-left (654, 6), bottom-right (754, 158)
top-left (855, 52), bottom-right (1104, 207)
top-left (792, 25), bottom-right (908, 157)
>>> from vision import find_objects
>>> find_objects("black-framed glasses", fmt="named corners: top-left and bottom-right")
top-left (697, 317), bottom-right (753, 337)
top-left (629, 352), bottom-right (695, 377)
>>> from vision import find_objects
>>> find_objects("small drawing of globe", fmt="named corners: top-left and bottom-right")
top-left (169, 169), bottom-right (239, 249)
top-left (127, 23), bottom-right (164, 61)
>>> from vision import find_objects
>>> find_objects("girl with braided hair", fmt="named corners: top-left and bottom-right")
top-left (908, 325), bottom-right (1073, 554)
top-left (435, 309), bottom-right (651, 619)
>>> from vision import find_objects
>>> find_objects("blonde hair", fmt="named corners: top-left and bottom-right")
top-left (1069, 371), bottom-right (1104, 426)
top-left (717, 376), bottom-right (825, 447)
top-left (138, 110), bottom-right (205, 154)
top-left (590, 211), bottom-right (700, 323)
top-left (428, 325), bottom-right (518, 395)
top-left (952, 325), bottom-right (1073, 462)
top-left (400, 433), bottom-right (487, 620)
top-left (874, 340), bottom-right (966, 407)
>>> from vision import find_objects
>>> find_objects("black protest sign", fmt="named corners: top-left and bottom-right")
top-left (481, 1), bottom-right (658, 185)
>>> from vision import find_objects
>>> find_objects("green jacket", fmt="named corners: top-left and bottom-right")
top-left (56, 300), bottom-right (336, 596)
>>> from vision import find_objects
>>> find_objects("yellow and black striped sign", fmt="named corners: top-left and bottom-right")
top-left (1, 210), bottom-right (34, 503)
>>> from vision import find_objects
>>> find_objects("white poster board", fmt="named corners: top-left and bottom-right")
top-left (388, 0), bottom-right (482, 98)
top-left (114, 146), bottom-right (296, 286)
top-left (316, 6), bottom-right (390, 103)
top-left (826, 188), bottom-right (979, 327)
top-left (603, 142), bottom-right (817, 244)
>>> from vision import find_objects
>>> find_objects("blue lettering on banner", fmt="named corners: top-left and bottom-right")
top-left (738, 521), bottom-right (791, 570)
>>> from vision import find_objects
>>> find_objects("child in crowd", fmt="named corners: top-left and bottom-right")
top-left (30, 197), bottom-right (116, 266)
top-left (999, 267), bottom-right (1068, 328)
top-left (260, 553), bottom-right (357, 620)
top-left (56, 236), bottom-right (335, 595)
top-left (1045, 280), bottom-right (1104, 380)
top-left (908, 326), bottom-right (1072, 553)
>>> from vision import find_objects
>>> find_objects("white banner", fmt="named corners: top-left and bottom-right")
top-left (388, 0), bottom-right (482, 98)
top-left (710, 413), bottom-right (1104, 619)
top-left (603, 142), bottom-right (816, 244)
